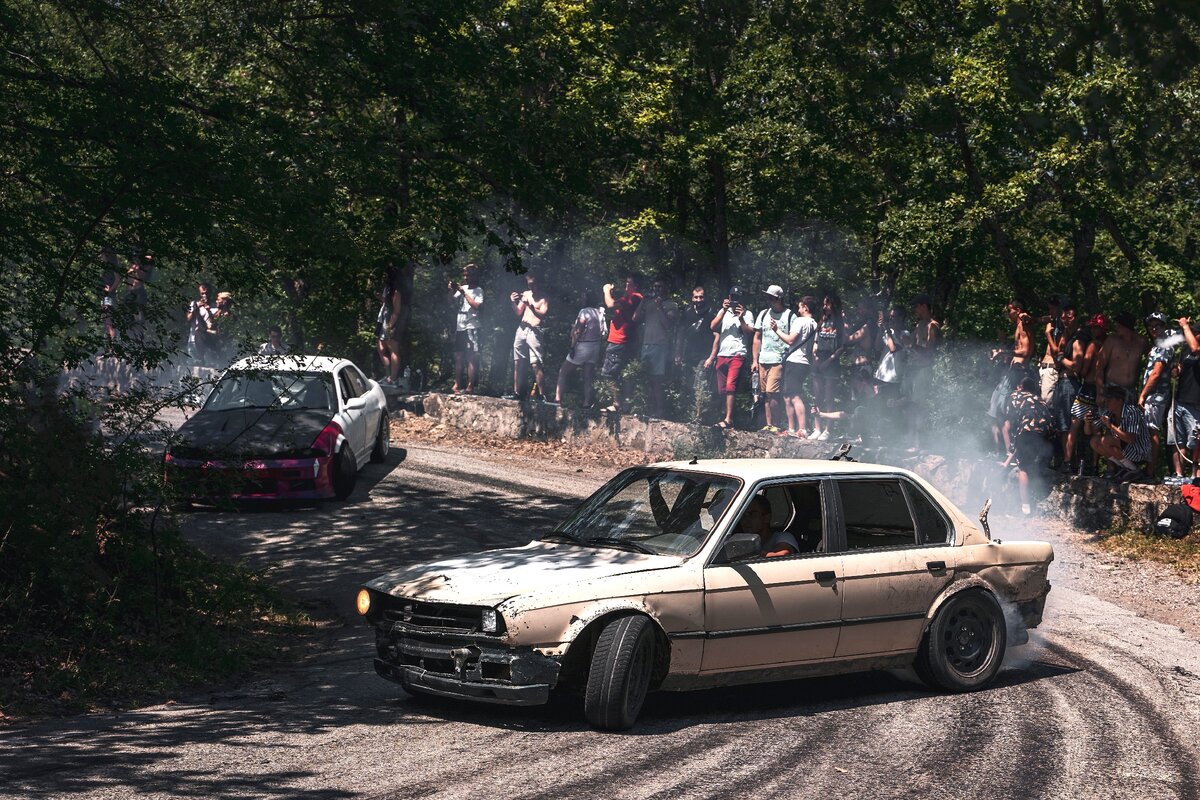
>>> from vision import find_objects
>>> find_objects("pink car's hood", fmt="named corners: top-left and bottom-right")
top-left (366, 540), bottom-right (684, 607)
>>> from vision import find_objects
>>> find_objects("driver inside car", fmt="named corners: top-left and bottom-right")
top-left (735, 495), bottom-right (799, 558)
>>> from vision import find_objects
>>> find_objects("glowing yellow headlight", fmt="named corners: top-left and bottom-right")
top-left (356, 589), bottom-right (371, 616)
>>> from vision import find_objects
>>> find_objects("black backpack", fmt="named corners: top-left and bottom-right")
top-left (1154, 503), bottom-right (1193, 540)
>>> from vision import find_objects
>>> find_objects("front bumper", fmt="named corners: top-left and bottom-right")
top-left (166, 455), bottom-right (334, 501)
top-left (373, 629), bottom-right (560, 707)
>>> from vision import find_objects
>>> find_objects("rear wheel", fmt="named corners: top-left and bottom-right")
top-left (332, 447), bottom-right (357, 501)
top-left (915, 590), bottom-right (1007, 692)
top-left (584, 615), bottom-right (655, 730)
top-left (370, 413), bottom-right (390, 463)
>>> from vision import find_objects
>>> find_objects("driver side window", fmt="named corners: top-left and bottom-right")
top-left (337, 369), bottom-right (358, 405)
top-left (721, 481), bottom-right (825, 562)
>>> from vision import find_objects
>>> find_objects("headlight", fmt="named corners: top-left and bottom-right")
top-left (356, 589), bottom-right (371, 616)
top-left (481, 608), bottom-right (499, 633)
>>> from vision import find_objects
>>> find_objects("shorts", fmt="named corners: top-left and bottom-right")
top-left (989, 364), bottom-right (1031, 419)
top-left (758, 362), bottom-right (783, 394)
top-left (715, 355), bottom-right (746, 395)
top-left (1014, 431), bottom-right (1052, 469)
top-left (783, 361), bottom-right (810, 397)
top-left (642, 342), bottom-right (668, 377)
top-left (1039, 365), bottom-right (1060, 405)
top-left (566, 339), bottom-right (602, 366)
top-left (1172, 402), bottom-right (1200, 450)
top-left (1055, 374), bottom-right (1081, 432)
top-left (1144, 393), bottom-right (1168, 432)
top-left (1070, 383), bottom-right (1097, 421)
top-left (513, 325), bottom-right (544, 366)
top-left (601, 342), bottom-right (630, 379)
top-left (906, 364), bottom-right (933, 406)
top-left (455, 328), bottom-right (479, 355)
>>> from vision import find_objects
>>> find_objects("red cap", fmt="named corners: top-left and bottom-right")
top-left (1087, 313), bottom-right (1109, 329)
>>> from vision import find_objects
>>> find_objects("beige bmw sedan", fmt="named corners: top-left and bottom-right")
top-left (357, 459), bottom-right (1053, 729)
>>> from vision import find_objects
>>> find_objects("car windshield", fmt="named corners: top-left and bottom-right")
top-left (204, 371), bottom-right (335, 412)
top-left (549, 468), bottom-right (742, 557)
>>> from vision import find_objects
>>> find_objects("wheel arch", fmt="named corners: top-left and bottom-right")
top-left (922, 576), bottom-right (1005, 636)
top-left (555, 607), bottom-right (671, 692)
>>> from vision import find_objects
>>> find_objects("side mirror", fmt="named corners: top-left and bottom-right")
top-left (718, 533), bottom-right (761, 563)
top-left (346, 396), bottom-right (367, 411)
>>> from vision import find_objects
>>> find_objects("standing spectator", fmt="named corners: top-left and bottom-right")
top-left (708, 286), bottom-right (754, 429)
top-left (121, 256), bottom-right (149, 345)
top-left (211, 292), bottom-right (235, 365)
top-left (555, 289), bottom-right (606, 408)
top-left (845, 297), bottom-right (878, 405)
top-left (449, 263), bottom-right (484, 394)
top-left (1094, 311), bottom-right (1149, 399)
top-left (1002, 375), bottom-right (1055, 515)
top-left (377, 266), bottom-right (404, 385)
top-left (988, 300), bottom-right (1035, 453)
top-left (1038, 295), bottom-right (1065, 404)
top-left (258, 326), bottom-right (287, 356)
top-left (600, 273), bottom-right (644, 413)
top-left (639, 277), bottom-right (679, 418)
top-left (1067, 314), bottom-right (1108, 474)
top-left (1137, 312), bottom-right (1174, 478)
top-left (908, 293), bottom-right (940, 446)
top-left (778, 295), bottom-right (818, 438)
top-left (1173, 318), bottom-right (1200, 479)
top-left (810, 293), bottom-right (846, 439)
top-left (1054, 302), bottom-right (1088, 469)
top-left (1090, 383), bottom-right (1151, 482)
top-left (507, 272), bottom-right (550, 401)
top-left (752, 285), bottom-right (793, 433)
top-left (186, 283), bottom-right (213, 364)
top-left (675, 285), bottom-right (716, 423)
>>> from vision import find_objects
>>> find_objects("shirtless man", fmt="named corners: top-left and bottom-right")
top-left (1066, 314), bottom-right (1108, 473)
top-left (989, 300), bottom-right (1036, 451)
top-left (1039, 295), bottom-right (1065, 404)
top-left (1093, 312), bottom-right (1149, 399)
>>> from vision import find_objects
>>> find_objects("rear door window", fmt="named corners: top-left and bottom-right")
top-left (905, 484), bottom-right (952, 544)
top-left (836, 480), bottom-right (917, 550)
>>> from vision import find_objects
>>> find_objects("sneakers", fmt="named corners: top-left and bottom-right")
top-left (500, 392), bottom-right (518, 400)
top-left (815, 430), bottom-right (830, 442)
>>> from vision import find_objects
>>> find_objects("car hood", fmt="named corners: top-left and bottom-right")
top-left (365, 541), bottom-right (685, 607)
top-left (172, 408), bottom-right (333, 459)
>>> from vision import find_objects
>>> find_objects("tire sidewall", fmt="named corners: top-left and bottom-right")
top-left (584, 615), bottom-right (656, 730)
top-left (333, 446), bottom-right (356, 500)
top-left (925, 590), bottom-right (1007, 692)
top-left (371, 414), bottom-right (390, 462)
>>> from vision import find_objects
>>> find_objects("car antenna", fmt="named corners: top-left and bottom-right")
top-left (829, 443), bottom-right (856, 462)
top-left (978, 498), bottom-right (997, 541)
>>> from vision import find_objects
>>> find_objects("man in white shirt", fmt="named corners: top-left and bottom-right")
top-left (778, 295), bottom-right (819, 437)
top-left (753, 285), bottom-right (792, 433)
top-left (449, 264), bottom-right (484, 394)
top-left (706, 286), bottom-right (754, 429)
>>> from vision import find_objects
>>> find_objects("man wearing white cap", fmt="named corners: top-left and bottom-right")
top-left (753, 285), bottom-right (793, 434)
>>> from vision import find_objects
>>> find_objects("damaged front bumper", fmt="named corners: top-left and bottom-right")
top-left (1007, 581), bottom-right (1051, 645)
top-left (373, 628), bottom-right (560, 706)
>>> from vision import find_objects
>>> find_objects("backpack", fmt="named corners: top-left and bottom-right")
top-left (1154, 503), bottom-right (1193, 540)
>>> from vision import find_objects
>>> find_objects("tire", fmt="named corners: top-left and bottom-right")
top-left (915, 590), bottom-right (1007, 692)
top-left (584, 615), bottom-right (655, 730)
top-left (370, 413), bottom-right (390, 463)
top-left (332, 447), bottom-right (357, 501)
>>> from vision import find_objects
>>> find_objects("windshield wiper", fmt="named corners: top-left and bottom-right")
top-left (541, 532), bottom-right (585, 545)
top-left (586, 537), bottom-right (656, 555)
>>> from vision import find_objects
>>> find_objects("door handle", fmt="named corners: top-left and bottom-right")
top-left (926, 561), bottom-right (947, 573)
top-left (814, 570), bottom-right (837, 584)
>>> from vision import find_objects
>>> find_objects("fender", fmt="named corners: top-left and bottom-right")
top-left (518, 598), bottom-right (666, 658)
top-left (922, 574), bottom-right (998, 632)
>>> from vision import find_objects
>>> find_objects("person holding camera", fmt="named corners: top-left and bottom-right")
top-left (639, 277), bottom-right (679, 418)
top-left (1090, 383), bottom-right (1150, 482)
top-left (600, 273), bottom-right (644, 413)
top-left (507, 272), bottom-right (550, 401)
top-left (186, 282), bottom-right (214, 365)
top-left (708, 286), bottom-right (754, 429)
top-left (448, 263), bottom-right (483, 394)
top-left (752, 285), bottom-right (792, 433)
top-left (675, 285), bottom-right (717, 423)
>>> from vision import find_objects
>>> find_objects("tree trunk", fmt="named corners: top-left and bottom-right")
top-left (1071, 220), bottom-right (1100, 312)
top-left (708, 153), bottom-right (731, 294)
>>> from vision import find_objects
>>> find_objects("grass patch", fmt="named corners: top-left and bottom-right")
top-left (1095, 528), bottom-right (1200, 583)
top-left (0, 521), bottom-right (316, 721)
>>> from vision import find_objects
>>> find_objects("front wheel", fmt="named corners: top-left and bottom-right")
top-left (584, 615), bottom-right (655, 730)
top-left (915, 590), bottom-right (1007, 692)
top-left (332, 447), bottom-right (357, 501)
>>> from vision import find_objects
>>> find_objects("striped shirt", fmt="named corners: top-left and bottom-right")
top-left (1108, 402), bottom-right (1150, 464)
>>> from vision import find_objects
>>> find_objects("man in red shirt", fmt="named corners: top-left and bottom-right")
top-left (600, 273), bottom-right (644, 413)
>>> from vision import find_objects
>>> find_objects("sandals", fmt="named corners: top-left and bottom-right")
top-left (714, 420), bottom-right (731, 429)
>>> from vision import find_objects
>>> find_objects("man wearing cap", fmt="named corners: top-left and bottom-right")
top-left (1094, 311), bottom-right (1149, 400)
top-left (1090, 383), bottom-right (1151, 482)
top-left (708, 287), bottom-right (754, 429)
top-left (1173, 317), bottom-right (1200, 478)
top-left (1137, 313), bottom-right (1175, 478)
top-left (752, 285), bottom-right (792, 433)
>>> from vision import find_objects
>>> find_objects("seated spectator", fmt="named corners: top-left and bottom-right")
top-left (554, 289), bottom-right (606, 408)
top-left (1090, 383), bottom-right (1151, 482)
top-left (258, 326), bottom-right (287, 356)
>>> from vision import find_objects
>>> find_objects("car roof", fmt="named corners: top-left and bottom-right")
top-left (226, 355), bottom-right (352, 374)
top-left (653, 458), bottom-right (912, 481)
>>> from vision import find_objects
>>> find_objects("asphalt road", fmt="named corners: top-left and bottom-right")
top-left (3, 442), bottom-right (1200, 799)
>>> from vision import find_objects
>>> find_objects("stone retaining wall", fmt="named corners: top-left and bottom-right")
top-left (394, 391), bottom-right (1185, 534)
